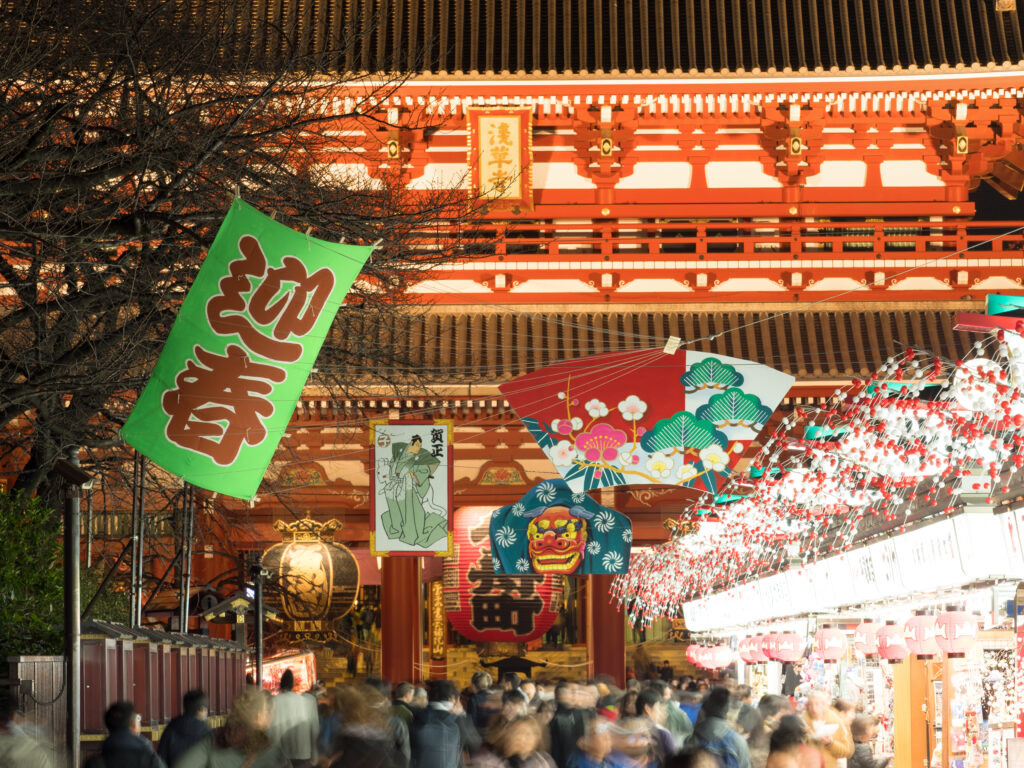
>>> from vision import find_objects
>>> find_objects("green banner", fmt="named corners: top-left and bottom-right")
top-left (121, 199), bottom-right (372, 498)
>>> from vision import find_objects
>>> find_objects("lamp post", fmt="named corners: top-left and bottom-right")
top-left (52, 450), bottom-right (94, 768)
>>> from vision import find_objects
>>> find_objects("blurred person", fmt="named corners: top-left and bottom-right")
top-left (412, 688), bottom-right (429, 709)
top-left (474, 716), bottom-right (555, 768)
top-left (608, 718), bottom-right (658, 768)
top-left (521, 680), bottom-right (540, 710)
top-left (566, 713), bottom-right (614, 768)
top-left (85, 701), bottom-right (165, 768)
top-left (410, 680), bottom-right (467, 768)
top-left (468, 673), bottom-right (498, 733)
top-left (678, 692), bottom-right (702, 728)
top-left (647, 681), bottom-right (691, 747)
top-left (502, 674), bottom-right (523, 692)
top-left (730, 687), bottom-right (758, 738)
top-left (575, 682), bottom-right (600, 716)
top-left (636, 688), bottom-right (676, 760)
top-left (0, 688), bottom-right (51, 768)
top-left (848, 717), bottom-right (889, 768)
top-left (665, 747), bottom-right (722, 768)
top-left (660, 661), bottom-right (674, 683)
top-left (484, 690), bottom-right (532, 746)
top-left (747, 696), bottom-right (795, 768)
top-left (619, 690), bottom-right (641, 719)
top-left (766, 715), bottom-right (817, 768)
top-left (174, 688), bottom-right (288, 768)
top-left (831, 703), bottom-right (855, 729)
top-left (549, 682), bottom-right (585, 768)
top-left (268, 670), bottom-right (319, 768)
top-left (365, 677), bottom-right (411, 763)
top-left (800, 693), bottom-right (852, 768)
top-left (322, 684), bottom-right (405, 768)
top-left (393, 683), bottom-right (416, 728)
top-left (158, 689), bottom-right (212, 768)
top-left (685, 687), bottom-right (751, 768)
top-left (537, 700), bottom-right (558, 727)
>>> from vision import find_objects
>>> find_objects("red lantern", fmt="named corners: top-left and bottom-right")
top-left (814, 627), bottom-right (847, 661)
top-left (773, 632), bottom-right (804, 663)
top-left (761, 633), bottom-right (779, 660)
top-left (935, 611), bottom-right (978, 657)
top-left (853, 622), bottom-right (880, 656)
top-left (693, 646), bottom-right (713, 669)
top-left (705, 645), bottom-right (735, 669)
top-left (443, 506), bottom-right (562, 643)
top-left (738, 637), bottom-right (763, 664)
top-left (876, 621), bottom-right (909, 662)
top-left (905, 614), bottom-right (940, 658)
top-left (747, 636), bottom-right (769, 663)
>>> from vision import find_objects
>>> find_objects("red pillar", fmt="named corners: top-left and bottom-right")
top-left (381, 557), bottom-right (422, 684)
top-left (587, 573), bottom-right (625, 688)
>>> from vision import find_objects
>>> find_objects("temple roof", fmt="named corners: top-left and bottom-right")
top-left (327, 302), bottom-right (981, 386)
top-left (235, 0), bottom-right (1024, 77)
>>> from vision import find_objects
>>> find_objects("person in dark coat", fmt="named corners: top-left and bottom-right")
top-left (85, 701), bottom-right (166, 768)
top-left (410, 680), bottom-right (466, 768)
top-left (548, 682), bottom-right (584, 768)
top-left (158, 689), bottom-right (212, 767)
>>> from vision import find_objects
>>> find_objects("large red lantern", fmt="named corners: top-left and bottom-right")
top-left (935, 611), bottom-right (978, 658)
top-left (773, 632), bottom-right (804, 663)
top-left (876, 621), bottom-right (909, 662)
top-left (761, 633), bottom-right (779, 660)
top-left (853, 622), bottom-right (880, 656)
top-left (686, 644), bottom-right (699, 665)
top-left (905, 614), bottom-right (940, 658)
top-left (814, 627), bottom-right (847, 661)
top-left (693, 646), bottom-right (712, 669)
top-left (443, 507), bottom-right (562, 643)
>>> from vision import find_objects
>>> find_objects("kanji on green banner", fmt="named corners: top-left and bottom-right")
top-left (120, 199), bottom-right (372, 498)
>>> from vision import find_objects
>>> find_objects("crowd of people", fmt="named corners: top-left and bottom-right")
top-left (0, 669), bottom-right (893, 768)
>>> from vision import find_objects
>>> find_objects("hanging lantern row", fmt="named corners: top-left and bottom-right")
top-left (613, 327), bottom-right (1024, 629)
top-left (727, 611), bottom-right (979, 666)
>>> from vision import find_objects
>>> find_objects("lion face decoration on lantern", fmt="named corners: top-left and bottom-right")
top-left (490, 479), bottom-right (631, 576)
top-left (527, 506), bottom-right (589, 573)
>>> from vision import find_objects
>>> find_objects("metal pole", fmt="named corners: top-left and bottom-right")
top-left (85, 491), bottom-right (92, 569)
top-left (253, 553), bottom-right (264, 688)
top-left (135, 456), bottom-right (147, 627)
top-left (129, 452), bottom-right (140, 626)
top-left (179, 484), bottom-right (194, 634)
top-left (63, 450), bottom-right (82, 768)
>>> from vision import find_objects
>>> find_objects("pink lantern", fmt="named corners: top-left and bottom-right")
top-left (685, 644), bottom-right (699, 665)
top-left (853, 622), bottom-right (881, 656)
top-left (705, 645), bottom-right (735, 669)
top-left (876, 621), bottom-right (909, 662)
top-left (934, 611), bottom-right (978, 658)
top-left (814, 627), bottom-right (847, 661)
top-left (740, 637), bottom-right (768, 664)
top-left (694, 646), bottom-right (713, 669)
top-left (773, 632), bottom-right (804, 663)
top-left (905, 614), bottom-right (940, 658)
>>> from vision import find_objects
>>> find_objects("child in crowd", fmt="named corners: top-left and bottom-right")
top-left (848, 716), bottom-right (891, 768)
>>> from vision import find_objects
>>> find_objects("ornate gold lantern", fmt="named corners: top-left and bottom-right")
top-left (262, 513), bottom-right (360, 640)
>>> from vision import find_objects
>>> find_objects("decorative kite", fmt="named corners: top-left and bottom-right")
top-left (499, 348), bottom-right (794, 493)
top-left (489, 479), bottom-right (631, 575)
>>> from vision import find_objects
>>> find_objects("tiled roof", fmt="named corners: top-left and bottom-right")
top-left (230, 0), bottom-right (1024, 75)
top-left (326, 303), bottom-right (979, 384)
